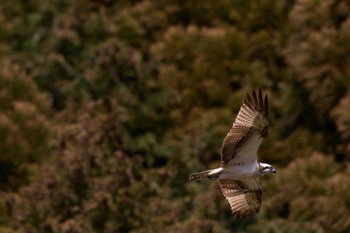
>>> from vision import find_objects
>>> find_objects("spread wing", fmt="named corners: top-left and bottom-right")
top-left (219, 178), bottom-right (262, 218)
top-left (221, 89), bottom-right (268, 166)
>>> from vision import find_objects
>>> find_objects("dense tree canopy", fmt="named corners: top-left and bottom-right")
top-left (0, 1), bottom-right (350, 232)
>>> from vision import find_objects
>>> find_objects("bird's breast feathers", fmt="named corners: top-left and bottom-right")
top-left (220, 161), bottom-right (258, 180)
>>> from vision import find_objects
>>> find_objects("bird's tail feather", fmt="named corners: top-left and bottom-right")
top-left (189, 170), bottom-right (213, 181)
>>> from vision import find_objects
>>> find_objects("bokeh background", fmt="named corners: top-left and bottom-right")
top-left (0, 1), bottom-right (350, 232)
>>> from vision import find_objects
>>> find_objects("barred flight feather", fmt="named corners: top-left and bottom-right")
top-left (219, 179), bottom-right (262, 218)
top-left (221, 89), bottom-right (268, 166)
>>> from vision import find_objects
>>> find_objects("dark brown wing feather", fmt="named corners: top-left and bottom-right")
top-left (221, 89), bottom-right (269, 166)
top-left (219, 179), bottom-right (262, 218)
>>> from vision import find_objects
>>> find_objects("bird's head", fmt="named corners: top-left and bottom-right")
top-left (258, 162), bottom-right (276, 175)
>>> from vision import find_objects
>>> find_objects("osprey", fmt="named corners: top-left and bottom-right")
top-left (189, 89), bottom-right (276, 218)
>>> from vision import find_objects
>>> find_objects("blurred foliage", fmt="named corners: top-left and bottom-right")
top-left (0, 58), bottom-right (50, 191)
top-left (0, 0), bottom-right (350, 232)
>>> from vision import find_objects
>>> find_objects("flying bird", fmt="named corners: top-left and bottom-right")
top-left (189, 89), bottom-right (276, 219)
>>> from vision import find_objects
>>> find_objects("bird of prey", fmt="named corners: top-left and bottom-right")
top-left (189, 89), bottom-right (276, 218)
